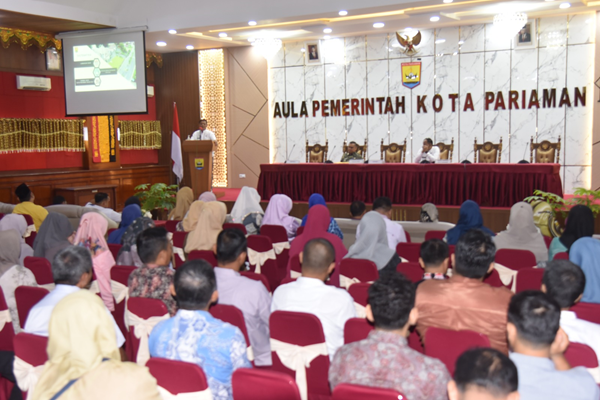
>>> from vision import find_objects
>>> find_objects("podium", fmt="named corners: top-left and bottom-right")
top-left (182, 140), bottom-right (213, 198)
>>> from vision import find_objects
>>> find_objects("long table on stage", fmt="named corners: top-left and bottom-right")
top-left (257, 163), bottom-right (563, 207)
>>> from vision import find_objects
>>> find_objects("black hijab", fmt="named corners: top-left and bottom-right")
top-left (559, 205), bottom-right (595, 250)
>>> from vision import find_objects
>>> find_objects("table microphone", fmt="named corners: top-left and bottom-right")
top-left (520, 139), bottom-right (529, 163)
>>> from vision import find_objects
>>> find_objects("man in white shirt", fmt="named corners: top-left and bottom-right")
top-left (543, 260), bottom-right (600, 383)
top-left (84, 192), bottom-right (121, 223)
top-left (191, 119), bottom-right (218, 148)
top-left (414, 138), bottom-right (440, 163)
top-left (24, 246), bottom-right (126, 353)
top-left (271, 238), bottom-right (356, 359)
top-left (356, 196), bottom-right (407, 250)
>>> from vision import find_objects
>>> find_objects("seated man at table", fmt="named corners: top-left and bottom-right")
top-left (12, 183), bottom-right (48, 231)
top-left (85, 192), bottom-right (121, 224)
top-left (414, 138), bottom-right (440, 163)
top-left (340, 141), bottom-right (364, 162)
top-left (356, 196), bottom-right (406, 250)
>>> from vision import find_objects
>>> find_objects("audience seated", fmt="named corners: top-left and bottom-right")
top-left (107, 204), bottom-right (141, 245)
top-left (420, 203), bottom-right (439, 222)
top-left (542, 259), bottom-right (600, 382)
top-left (149, 259), bottom-right (251, 400)
top-left (417, 239), bottom-right (449, 285)
top-left (0, 230), bottom-right (37, 332)
top-left (116, 217), bottom-right (155, 267)
top-left (168, 187), bottom-right (194, 221)
top-left (349, 201), bottom-right (366, 220)
top-left (31, 289), bottom-right (161, 400)
top-left (416, 229), bottom-right (513, 353)
top-left (0, 214), bottom-right (33, 264)
top-left (228, 186), bottom-right (263, 235)
top-left (329, 272), bottom-right (450, 399)
top-left (84, 192), bottom-right (122, 224)
top-left (548, 205), bottom-right (594, 260)
top-left (179, 200), bottom-right (204, 232)
top-left (300, 194), bottom-right (343, 240)
top-left (356, 197), bottom-right (406, 249)
top-left (12, 183), bottom-right (48, 231)
top-left (184, 201), bottom-right (227, 253)
top-left (52, 195), bottom-right (67, 205)
top-left (262, 194), bottom-right (299, 239)
top-left (32, 213), bottom-right (75, 262)
top-left (569, 237), bottom-right (600, 304)
top-left (124, 196), bottom-right (142, 208)
top-left (445, 200), bottom-right (494, 245)
top-left (273, 238), bottom-right (355, 359)
top-left (448, 348), bottom-right (519, 400)
top-left (128, 227), bottom-right (176, 316)
top-left (507, 291), bottom-right (599, 399)
top-left (344, 211), bottom-right (401, 275)
top-left (494, 202), bottom-right (548, 262)
top-left (24, 246), bottom-right (125, 349)
top-left (214, 229), bottom-right (272, 366)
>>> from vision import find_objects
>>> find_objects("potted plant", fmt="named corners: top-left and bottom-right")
top-left (134, 183), bottom-right (178, 220)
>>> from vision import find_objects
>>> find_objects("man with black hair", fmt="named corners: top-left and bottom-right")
top-left (330, 272), bottom-right (449, 399)
top-left (85, 192), bottom-right (121, 223)
top-left (214, 229), bottom-right (272, 366)
top-left (340, 141), bottom-right (363, 162)
top-left (418, 238), bottom-right (449, 284)
top-left (52, 195), bottom-right (67, 205)
top-left (349, 200), bottom-right (366, 220)
top-left (416, 229), bottom-right (513, 353)
top-left (191, 119), bottom-right (218, 148)
top-left (271, 238), bottom-right (355, 359)
top-left (128, 227), bottom-right (176, 315)
top-left (12, 182), bottom-right (48, 231)
top-left (149, 259), bottom-right (251, 400)
top-left (355, 196), bottom-right (406, 249)
top-left (414, 138), bottom-right (440, 163)
top-left (542, 260), bottom-right (600, 381)
top-left (448, 348), bottom-right (519, 400)
top-left (507, 291), bottom-right (598, 399)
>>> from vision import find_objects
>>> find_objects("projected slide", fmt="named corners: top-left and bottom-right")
top-left (73, 42), bottom-right (137, 92)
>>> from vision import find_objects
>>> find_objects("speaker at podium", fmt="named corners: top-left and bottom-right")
top-left (182, 140), bottom-right (213, 197)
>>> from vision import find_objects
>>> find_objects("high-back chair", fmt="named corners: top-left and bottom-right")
top-left (107, 244), bottom-right (122, 261)
top-left (247, 235), bottom-right (280, 290)
top-left (13, 333), bottom-right (48, 399)
top-left (171, 231), bottom-right (188, 268)
top-left (571, 302), bottom-right (600, 324)
top-left (146, 358), bottom-right (212, 398)
top-left (396, 262), bottom-right (423, 284)
top-left (0, 287), bottom-right (15, 352)
top-left (348, 282), bottom-right (371, 318)
top-left (343, 139), bottom-right (368, 159)
top-left (306, 140), bottom-right (328, 163)
top-left (125, 297), bottom-right (169, 365)
top-left (164, 220), bottom-right (180, 233)
top-left (188, 250), bottom-right (218, 266)
top-left (223, 223), bottom-right (247, 235)
top-left (436, 138), bottom-right (454, 161)
top-left (332, 383), bottom-right (407, 400)
top-left (232, 368), bottom-right (302, 400)
top-left (260, 224), bottom-right (291, 274)
top-left (495, 249), bottom-right (537, 271)
top-left (564, 343), bottom-right (598, 369)
top-left (339, 259), bottom-right (378, 290)
top-left (380, 139), bottom-right (407, 163)
top-left (23, 257), bottom-right (53, 287)
top-left (209, 304), bottom-right (253, 364)
top-left (483, 268), bottom-right (509, 288)
top-left (395, 243), bottom-right (421, 263)
top-left (21, 215), bottom-right (36, 247)
top-left (14, 287), bottom-right (49, 329)
top-left (531, 136), bottom-right (561, 163)
top-left (515, 268), bottom-right (544, 293)
top-left (424, 327), bottom-right (491, 375)
top-left (344, 318), bottom-right (374, 345)
top-left (110, 265), bottom-right (136, 337)
top-left (474, 138), bottom-right (502, 163)
top-left (424, 230), bottom-right (447, 241)
top-left (288, 254), bottom-right (302, 279)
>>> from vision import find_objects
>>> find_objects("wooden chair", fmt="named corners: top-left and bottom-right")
top-left (305, 140), bottom-right (328, 163)
top-left (343, 139), bottom-right (367, 158)
top-left (437, 138), bottom-right (454, 161)
top-left (380, 139), bottom-right (407, 163)
top-left (531, 136), bottom-right (561, 163)
top-left (474, 138), bottom-right (502, 163)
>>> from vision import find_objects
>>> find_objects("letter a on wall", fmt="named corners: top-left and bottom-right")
top-left (401, 62), bottom-right (421, 89)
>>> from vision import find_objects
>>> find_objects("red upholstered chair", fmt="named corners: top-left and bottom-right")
top-left (14, 286), bottom-right (49, 329)
top-left (396, 243), bottom-right (421, 262)
top-left (164, 220), bottom-right (180, 233)
top-left (146, 358), bottom-right (211, 397)
top-left (0, 288), bottom-right (15, 352)
top-left (554, 252), bottom-right (569, 260)
top-left (240, 271), bottom-right (271, 293)
top-left (396, 262), bottom-right (423, 284)
top-left (188, 250), bottom-right (218, 266)
top-left (13, 333), bottom-right (48, 400)
top-left (223, 223), bottom-right (247, 235)
top-left (280, 277), bottom-right (297, 285)
top-left (25, 232), bottom-right (36, 248)
top-left (107, 243), bottom-right (121, 261)
top-left (424, 327), bottom-right (491, 375)
top-left (404, 231), bottom-right (411, 243)
top-left (209, 304), bottom-right (251, 347)
top-left (571, 302), bottom-right (600, 324)
top-left (408, 329), bottom-right (424, 354)
top-left (247, 235), bottom-right (280, 290)
top-left (232, 368), bottom-right (302, 400)
top-left (483, 268), bottom-right (509, 288)
top-left (0, 214), bottom-right (3, 220)
top-left (565, 343), bottom-right (598, 369)
top-left (495, 249), bottom-right (537, 271)
top-left (424, 230), bottom-right (447, 241)
top-left (348, 283), bottom-right (370, 307)
top-left (172, 231), bottom-right (188, 268)
top-left (23, 257), bottom-right (53, 286)
top-left (270, 311), bottom-right (331, 399)
top-left (125, 297), bottom-right (169, 363)
top-left (339, 259), bottom-right (378, 288)
top-left (515, 268), bottom-right (544, 293)
top-left (344, 318), bottom-right (374, 344)
top-left (260, 224), bottom-right (291, 276)
top-left (110, 265), bottom-right (136, 336)
top-left (543, 235), bottom-right (552, 249)
top-left (332, 383), bottom-right (406, 400)
top-left (296, 226), bottom-right (304, 236)
top-left (288, 254), bottom-right (302, 279)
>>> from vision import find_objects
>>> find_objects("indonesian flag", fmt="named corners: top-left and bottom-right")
top-left (171, 102), bottom-right (184, 183)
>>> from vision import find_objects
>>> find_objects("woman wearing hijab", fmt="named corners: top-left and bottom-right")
top-left (549, 205), bottom-right (595, 260)
top-left (178, 200), bottom-right (204, 232)
top-left (570, 237), bottom-right (600, 304)
top-left (124, 196), bottom-right (142, 208)
top-left (289, 205), bottom-right (347, 287)
top-left (420, 203), bottom-right (439, 223)
top-left (0, 214), bottom-right (34, 264)
top-left (168, 187), bottom-right (194, 221)
top-left (345, 211), bottom-right (401, 274)
top-left (445, 200), bottom-right (494, 245)
top-left (107, 205), bottom-right (141, 245)
top-left (116, 217), bottom-right (155, 267)
top-left (30, 290), bottom-right (161, 400)
top-left (33, 213), bottom-right (75, 263)
top-left (74, 213), bottom-right (116, 311)
top-left (494, 202), bottom-right (548, 262)
top-left (300, 193), bottom-right (343, 239)
top-left (198, 191), bottom-right (217, 202)
top-left (229, 187), bottom-right (264, 234)
top-left (185, 202), bottom-right (227, 253)
top-left (262, 194), bottom-right (299, 239)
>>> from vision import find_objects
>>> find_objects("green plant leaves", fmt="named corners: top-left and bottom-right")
top-left (134, 183), bottom-right (178, 212)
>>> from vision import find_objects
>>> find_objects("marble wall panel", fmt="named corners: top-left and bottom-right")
top-left (367, 34), bottom-right (389, 61)
top-left (539, 16), bottom-right (568, 48)
top-left (510, 48), bottom-right (538, 162)
top-left (285, 41), bottom-right (306, 67)
top-left (564, 166), bottom-right (590, 193)
top-left (459, 52), bottom-right (485, 162)
top-left (459, 24), bottom-right (485, 53)
top-left (345, 62), bottom-right (367, 145)
top-left (305, 64), bottom-right (326, 145)
top-left (484, 50), bottom-right (511, 161)
top-left (410, 56), bottom-right (436, 160)
top-left (322, 38), bottom-right (345, 65)
top-left (269, 67), bottom-right (286, 162)
top-left (484, 23), bottom-right (512, 52)
top-left (367, 60), bottom-right (390, 160)
top-left (434, 54), bottom-right (459, 146)
top-left (568, 13), bottom-right (595, 45)
top-left (435, 27), bottom-right (460, 56)
top-left (345, 36), bottom-right (366, 62)
top-left (388, 59), bottom-right (412, 150)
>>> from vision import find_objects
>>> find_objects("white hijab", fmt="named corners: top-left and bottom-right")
top-left (345, 211), bottom-right (396, 270)
top-left (494, 202), bottom-right (548, 262)
top-left (230, 187), bottom-right (263, 223)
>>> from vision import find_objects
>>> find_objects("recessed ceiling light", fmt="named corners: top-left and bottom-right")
top-left (248, 20), bottom-right (257, 26)
top-left (339, 10), bottom-right (348, 16)
top-left (156, 41), bottom-right (167, 47)
top-left (323, 28), bottom-right (332, 33)
top-left (186, 45), bottom-right (194, 50)
top-left (301, 48), bottom-right (306, 52)
top-left (559, 2), bottom-right (570, 7)
top-left (219, 32), bottom-right (228, 38)
top-left (373, 22), bottom-right (385, 28)
top-left (443, 0), bottom-right (453, 3)
top-left (168, 29), bottom-right (177, 34)
top-left (435, 39), bottom-right (446, 44)
top-left (430, 16), bottom-right (440, 22)
top-left (323, 35), bottom-right (331, 39)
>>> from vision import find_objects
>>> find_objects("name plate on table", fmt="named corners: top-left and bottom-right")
top-left (286, 160), bottom-right (301, 164)
top-left (437, 160), bottom-right (450, 164)
top-left (369, 160), bottom-right (385, 164)
top-left (349, 159), bottom-right (364, 164)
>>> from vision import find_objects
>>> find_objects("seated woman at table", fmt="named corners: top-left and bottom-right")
top-left (445, 200), bottom-right (494, 245)
top-left (494, 202), bottom-right (548, 263)
top-left (420, 203), bottom-right (439, 223)
top-left (548, 205), bottom-right (594, 260)
top-left (300, 193), bottom-right (343, 240)
top-left (262, 194), bottom-right (299, 239)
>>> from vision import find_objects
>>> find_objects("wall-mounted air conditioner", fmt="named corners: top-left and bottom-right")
top-left (16, 75), bottom-right (51, 91)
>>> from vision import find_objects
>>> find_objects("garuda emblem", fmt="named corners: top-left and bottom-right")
top-left (396, 31), bottom-right (422, 55)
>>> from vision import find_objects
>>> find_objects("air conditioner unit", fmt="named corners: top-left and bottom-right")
top-left (147, 85), bottom-right (154, 97)
top-left (16, 75), bottom-right (51, 91)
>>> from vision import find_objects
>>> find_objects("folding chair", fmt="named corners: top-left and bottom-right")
top-left (23, 257), bottom-right (53, 287)
top-left (395, 243), bottom-right (421, 262)
top-left (495, 249), bottom-right (537, 271)
top-left (247, 235), bottom-right (280, 291)
top-left (396, 262), bottom-right (423, 284)
top-left (344, 318), bottom-right (374, 344)
top-left (125, 297), bottom-right (169, 364)
top-left (332, 383), bottom-right (406, 400)
top-left (146, 358), bottom-right (211, 398)
top-left (14, 286), bottom-right (49, 329)
top-left (232, 368), bottom-right (301, 400)
top-left (223, 223), bottom-right (247, 235)
top-left (107, 244), bottom-right (122, 261)
top-left (188, 250), bottom-right (218, 267)
top-left (13, 333), bottom-right (48, 399)
top-left (424, 230), bottom-right (447, 241)
top-left (515, 268), bottom-right (544, 293)
top-left (424, 327), bottom-right (490, 375)
top-left (110, 265), bottom-right (136, 337)
top-left (339, 259), bottom-right (378, 289)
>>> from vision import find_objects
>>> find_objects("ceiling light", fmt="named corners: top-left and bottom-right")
top-left (168, 29), bottom-right (177, 34)
top-left (435, 39), bottom-right (446, 43)
top-left (430, 16), bottom-right (440, 22)
top-left (156, 41), bottom-right (167, 47)
top-left (219, 32), bottom-right (228, 38)
top-left (252, 38), bottom-right (282, 59)
top-left (186, 45), bottom-right (194, 50)
top-left (373, 22), bottom-right (385, 28)
top-left (323, 35), bottom-right (331, 39)
top-left (323, 28), bottom-right (332, 33)
top-left (339, 10), bottom-right (348, 16)
top-left (443, 0), bottom-right (453, 3)
top-left (493, 12), bottom-right (528, 37)
top-left (248, 20), bottom-right (257, 26)
top-left (559, 2), bottom-right (570, 7)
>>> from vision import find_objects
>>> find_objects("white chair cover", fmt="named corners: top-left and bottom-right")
top-left (157, 386), bottom-right (213, 400)
top-left (89, 280), bottom-right (129, 304)
top-left (40, 283), bottom-right (55, 291)
top-left (24, 224), bottom-right (36, 238)
top-left (13, 356), bottom-right (43, 392)
top-left (270, 338), bottom-right (328, 400)
top-left (247, 346), bottom-right (254, 362)
top-left (271, 241), bottom-right (290, 255)
top-left (339, 275), bottom-right (362, 290)
top-left (354, 302), bottom-right (366, 318)
top-left (290, 270), bottom-right (301, 279)
top-left (247, 248), bottom-right (276, 274)
top-left (494, 263), bottom-right (519, 292)
top-left (0, 309), bottom-right (12, 332)
top-left (124, 309), bottom-right (170, 365)
top-left (588, 366), bottom-right (600, 384)
top-left (173, 246), bottom-right (186, 262)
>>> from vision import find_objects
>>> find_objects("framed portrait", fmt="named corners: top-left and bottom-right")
top-left (46, 48), bottom-right (61, 71)
top-left (305, 41), bottom-right (321, 64)
top-left (515, 20), bottom-right (536, 48)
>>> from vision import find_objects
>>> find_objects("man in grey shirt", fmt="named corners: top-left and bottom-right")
top-left (507, 291), bottom-right (599, 400)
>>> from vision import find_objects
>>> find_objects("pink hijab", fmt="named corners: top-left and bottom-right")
top-left (262, 194), bottom-right (299, 238)
top-left (287, 205), bottom-right (346, 287)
